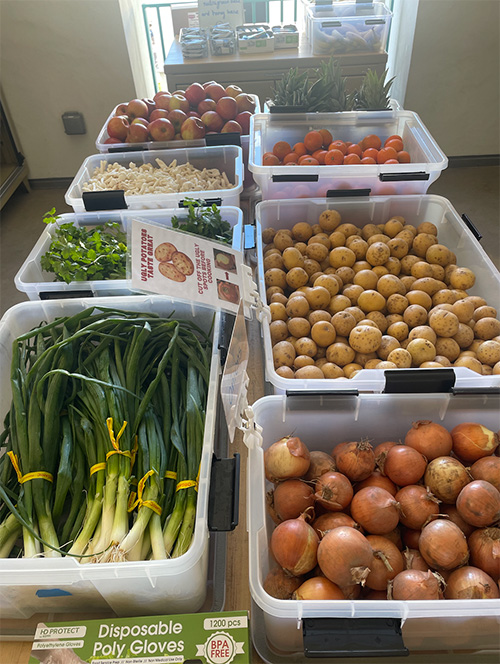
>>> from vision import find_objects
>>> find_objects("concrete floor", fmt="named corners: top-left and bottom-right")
top-left (1, 165), bottom-right (499, 317)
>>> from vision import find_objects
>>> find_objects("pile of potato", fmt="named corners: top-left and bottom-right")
top-left (262, 209), bottom-right (500, 380)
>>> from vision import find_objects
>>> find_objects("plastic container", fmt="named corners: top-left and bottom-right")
top-left (236, 24), bottom-right (275, 54)
top-left (249, 111), bottom-right (448, 199)
top-left (0, 296), bottom-right (224, 619)
top-left (305, 1), bottom-right (392, 56)
top-left (271, 24), bottom-right (299, 49)
top-left (65, 146), bottom-right (243, 212)
top-left (246, 391), bottom-right (500, 658)
top-left (255, 194), bottom-right (500, 393)
top-left (179, 26), bottom-right (208, 58)
top-left (14, 206), bottom-right (243, 300)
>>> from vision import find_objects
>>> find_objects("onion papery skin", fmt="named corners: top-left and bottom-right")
top-left (271, 478), bottom-right (316, 522)
top-left (402, 527), bottom-right (421, 550)
top-left (444, 566), bottom-right (500, 600)
top-left (390, 569), bottom-right (442, 600)
top-left (451, 422), bottom-right (499, 463)
top-left (374, 441), bottom-right (400, 469)
top-left (334, 440), bottom-right (376, 482)
top-left (303, 450), bottom-right (337, 482)
top-left (396, 485), bottom-right (440, 530)
top-left (312, 512), bottom-right (360, 539)
top-left (440, 503), bottom-right (475, 538)
top-left (382, 445), bottom-right (427, 486)
top-left (419, 519), bottom-right (469, 570)
top-left (456, 480), bottom-right (500, 527)
top-left (404, 420), bottom-right (453, 460)
top-left (354, 470), bottom-right (398, 497)
top-left (424, 456), bottom-right (471, 504)
top-left (468, 527), bottom-right (500, 581)
top-left (365, 535), bottom-right (404, 591)
top-left (264, 435), bottom-right (311, 483)
top-left (314, 471), bottom-right (354, 512)
top-left (470, 456), bottom-right (500, 491)
top-left (384, 527), bottom-right (403, 550)
top-left (270, 513), bottom-right (319, 576)
top-left (263, 566), bottom-right (304, 599)
top-left (403, 547), bottom-right (430, 571)
top-left (317, 526), bottom-right (374, 587)
top-left (350, 486), bottom-right (401, 535)
top-left (293, 576), bottom-right (345, 600)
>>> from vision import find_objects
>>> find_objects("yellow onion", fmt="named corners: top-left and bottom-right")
top-left (419, 519), bottom-right (469, 570)
top-left (365, 535), bottom-right (404, 591)
top-left (404, 420), bottom-right (453, 460)
top-left (264, 435), bottom-right (310, 483)
top-left (456, 480), bottom-right (500, 527)
top-left (270, 512), bottom-right (319, 576)
top-left (389, 569), bottom-right (443, 600)
top-left (317, 526), bottom-right (374, 587)
top-left (468, 528), bottom-right (500, 581)
top-left (451, 422), bottom-right (499, 463)
top-left (292, 576), bottom-right (345, 600)
top-left (444, 566), bottom-right (499, 599)
top-left (424, 456), bottom-right (471, 504)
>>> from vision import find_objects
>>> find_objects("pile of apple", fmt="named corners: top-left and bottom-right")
top-left (104, 81), bottom-right (257, 145)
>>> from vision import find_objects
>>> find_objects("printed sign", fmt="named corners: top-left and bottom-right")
top-left (198, 0), bottom-right (244, 29)
top-left (29, 611), bottom-right (250, 664)
top-left (130, 219), bottom-right (245, 315)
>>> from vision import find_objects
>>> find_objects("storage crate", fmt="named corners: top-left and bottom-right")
top-left (237, 24), bottom-right (275, 54)
top-left (0, 296), bottom-right (222, 619)
top-left (246, 392), bottom-right (500, 657)
top-left (255, 195), bottom-right (500, 392)
top-left (248, 111), bottom-right (447, 198)
top-left (271, 24), bottom-right (299, 49)
top-left (14, 206), bottom-right (243, 300)
top-left (65, 146), bottom-right (243, 212)
top-left (305, 1), bottom-right (392, 56)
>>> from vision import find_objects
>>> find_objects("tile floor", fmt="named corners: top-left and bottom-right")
top-left (1, 165), bottom-right (499, 317)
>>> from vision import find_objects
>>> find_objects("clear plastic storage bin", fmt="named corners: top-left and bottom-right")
top-left (14, 206), bottom-right (243, 300)
top-left (0, 296), bottom-right (223, 619)
top-left (65, 146), bottom-right (243, 212)
top-left (256, 195), bottom-right (500, 393)
top-left (246, 392), bottom-right (500, 658)
top-left (249, 111), bottom-right (448, 199)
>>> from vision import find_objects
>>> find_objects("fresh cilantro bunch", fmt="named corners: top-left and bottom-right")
top-left (40, 208), bottom-right (128, 283)
top-left (170, 199), bottom-right (232, 244)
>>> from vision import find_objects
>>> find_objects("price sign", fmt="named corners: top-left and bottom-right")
top-left (198, 0), bottom-right (244, 29)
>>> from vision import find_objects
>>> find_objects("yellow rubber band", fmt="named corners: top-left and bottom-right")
top-left (105, 419), bottom-right (138, 471)
top-left (127, 470), bottom-right (162, 515)
top-left (7, 452), bottom-right (53, 484)
top-left (176, 479), bottom-right (198, 492)
top-left (165, 470), bottom-right (177, 480)
top-left (90, 462), bottom-right (106, 476)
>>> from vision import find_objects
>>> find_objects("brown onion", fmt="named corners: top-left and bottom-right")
top-left (403, 547), bottom-right (429, 571)
top-left (451, 422), bottom-right (499, 463)
top-left (468, 528), bottom-right (500, 581)
top-left (404, 420), bottom-right (453, 460)
top-left (363, 589), bottom-right (388, 600)
top-left (303, 450), bottom-right (336, 482)
top-left (264, 435), bottom-right (310, 483)
top-left (292, 576), bottom-right (345, 600)
top-left (384, 527), bottom-right (403, 550)
top-left (402, 527), bottom-right (421, 550)
top-left (439, 504), bottom-right (475, 537)
top-left (350, 486), bottom-right (401, 535)
top-left (340, 583), bottom-right (362, 599)
top-left (270, 512), bottom-right (319, 576)
top-left (354, 470), bottom-right (398, 496)
top-left (470, 456), bottom-right (500, 491)
top-left (365, 535), bottom-right (404, 591)
top-left (334, 440), bottom-right (376, 482)
top-left (314, 471), bottom-right (353, 512)
top-left (312, 512), bottom-right (360, 539)
top-left (396, 485), bottom-right (440, 530)
top-left (317, 526), bottom-right (374, 587)
top-left (263, 566), bottom-right (304, 599)
top-left (419, 519), bottom-right (469, 570)
top-left (271, 479), bottom-right (315, 522)
top-left (389, 569), bottom-right (442, 600)
top-left (424, 456), bottom-right (471, 504)
top-left (456, 480), bottom-right (500, 527)
top-left (374, 441), bottom-right (399, 468)
top-left (444, 566), bottom-right (500, 599)
top-left (382, 445), bottom-right (427, 486)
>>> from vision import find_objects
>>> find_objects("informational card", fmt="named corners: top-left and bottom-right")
top-left (130, 219), bottom-right (245, 315)
top-left (29, 611), bottom-right (250, 664)
top-left (198, 0), bottom-right (244, 29)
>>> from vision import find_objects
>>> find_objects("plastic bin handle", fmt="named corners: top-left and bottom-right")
top-left (218, 312), bottom-right (236, 365)
top-left (326, 188), bottom-right (371, 198)
top-left (107, 145), bottom-right (143, 153)
top-left (383, 368), bottom-right (456, 394)
top-left (303, 618), bottom-right (408, 658)
top-left (461, 214), bottom-right (482, 242)
top-left (272, 174), bottom-right (319, 182)
top-left (379, 172), bottom-right (429, 182)
top-left (208, 453), bottom-right (240, 532)
top-left (40, 290), bottom-right (94, 300)
top-left (366, 18), bottom-right (386, 25)
top-left (269, 105), bottom-right (308, 113)
top-left (321, 20), bottom-right (342, 27)
top-left (205, 132), bottom-right (241, 147)
top-left (178, 197), bottom-right (222, 207)
top-left (83, 190), bottom-right (127, 211)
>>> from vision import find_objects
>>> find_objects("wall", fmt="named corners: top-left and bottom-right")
top-left (405, 0), bottom-right (499, 157)
top-left (0, 0), bottom-right (136, 179)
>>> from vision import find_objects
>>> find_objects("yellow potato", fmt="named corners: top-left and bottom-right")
top-left (408, 325), bottom-right (437, 345)
top-left (376, 361), bottom-right (398, 370)
top-left (361, 223), bottom-right (380, 240)
top-left (372, 265), bottom-right (390, 278)
top-left (305, 286), bottom-right (331, 310)
top-left (282, 246), bottom-right (305, 271)
top-left (320, 362), bottom-right (345, 378)
top-left (429, 309), bottom-right (460, 337)
top-left (387, 237), bottom-right (409, 259)
top-left (435, 337), bottom-right (461, 362)
top-left (272, 340), bottom-right (296, 368)
top-left (377, 335), bottom-right (401, 360)
top-left (384, 218), bottom-right (404, 238)
top-left (400, 255), bottom-right (421, 275)
top-left (344, 363), bottom-right (363, 378)
top-left (366, 311), bottom-right (389, 332)
top-left (308, 310), bottom-right (331, 326)
top-left (337, 223), bottom-right (359, 238)
top-left (286, 295), bottom-right (310, 318)
top-left (406, 290), bottom-right (432, 310)
top-left (306, 242), bottom-right (329, 262)
top-left (366, 242), bottom-right (391, 266)
top-left (434, 354), bottom-right (452, 367)
top-left (416, 221), bottom-right (438, 235)
top-left (293, 354), bottom-right (315, 369)
top-left (474, 317), bottom-right (500, 340)
top-left (319, 209), bottom-right (342, 232)
top-left (425, 244), bottom-right (453, 266)
top-left (266, 286), bottom-right (284, 301)
top-left (294, 336), bottom-right (318, 358)
top-left (407, 338), bottom-right (436, 365)
top-left (412, 233), bottom-right (437, 258)
top-left (270, 292), bottom-right (288, 306)
top-left (367, 233), bottom-right (390, 246)
top-left (357, 289), bottom-right (386, 313)
top-left (336, 266), bottom-right (356, 285)
top-left (262, 227), bottom-right (276, 244)
top-left (276, 365), bottom-right (295, 379)
top-left (385, 294), bottom-right (408, 315)
top-left (326, 342), bottom-right (355, 367)
top-left (265, 268), bottom-right (287, 290)
top-left (303, 258), bottom-right (322, 277)
top-left (291, 221), bottom-right (313, 242)
top-left (347, 237), bottom-right (368, 260)
top-left (329, 231), bottom-right (347, 248)
top-left (314, 274), bottom-right (340, 297)
top-left (453, 323), bottom-right (475, 349)
top-left (264, 253), bottom-right (285, 271)
top-left (473, 305), bottom-right (497, 321)
top-left (411, 261), bottom-right (434, 279)
top-left (403, 304), bottom-right (428, 328)
top-left (349, 324), bottom-right (383, 353)
top-left (345, 306), bottom-right (365, 323)
top-left (448, 267), bottom-right (476, 290)
top-left (376, 274), bottom-right (406, 298)
top-left (286, 267), bottom-right (309, 290)
top-left (432, 289), bottom-right (457, 306)
top-left (294, 365), bottom-right (325, 379)
top-left (287, 316), bottom-right (311, 338)
top-left (329, 246), bottom-right (356, 268)
top-left (270, 302), bottom-right (287, 321)
top-left (342, 284), bottom-right (364, 306)
top-left (476, 340), bottom-right (500, 366)
top-left (331, 311), bottom-right (357, 336)
top-left (273, 229), bottom-right (294, 251)
top-left (454, 356), bottom-right (483, 374)
top-left (270, 320), bottom-right (289, 344)
top-left (311, 321), bottom-right (337, 347)
top-left (387, 348), bottom-right (412, 368)
top-left (386, 321), bottom-right (409, 342)
top-left (411, 277), bottom-right (447, 297)
top-left (328, 294), bottom-right (352, 315)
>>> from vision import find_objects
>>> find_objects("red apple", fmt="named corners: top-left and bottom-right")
top-left (221, 120), bottom-right (243, 134)
top-left (216, 96), bottom-right (238, 121)
top-left (104, 137), bottom-right (122, 144)
top-left (131, 117), bottom-right (149, 129)
top-left (149, 118), bottom-right (176, 142)
top-left (180, 116), bottom-right (206, 140)
top-left (225, 85), bottom-right (243, 99)
top-left (184, 82), bottom-right (206, 108)
top-left (201, 111), bottom-right (224, 133)
top-left (127, 98), bottom-right (149, 120)
top-left (127, 123), bottom-right (149, 143)
top-left (174, 90), bottom-right (186, 96)
top-left (149, 108), bottom-right (170, 122)
top-left (203, 80), bottom-right (217, 89)
top-left (142, 98), bottom-right (156, 116)
top-left (114, 103), bottom-right (129, 116)
top-left (187, 110), bottom-right (201, 118)
top-left (235, 93), bottom-right (256, 113)
top-left (107, 115), bottom-right (130, 140)
top-left (168, 94), bottom-right (190, 113)
top-left (197, 98), bottom-right (217, 115)
top-left (205, 83), bottom-right (226, 102)
top-left (168, 109), bottom-right (188, 133)
top-left (235, 111), bottom-right (251, 135)
top-left (154, 94), bottom-right (172, 111)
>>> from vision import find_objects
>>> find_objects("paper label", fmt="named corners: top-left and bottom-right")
top-left (130, 219), bottom-right (244, 315)
top-left (198, 0), bottom-right (244, 29)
